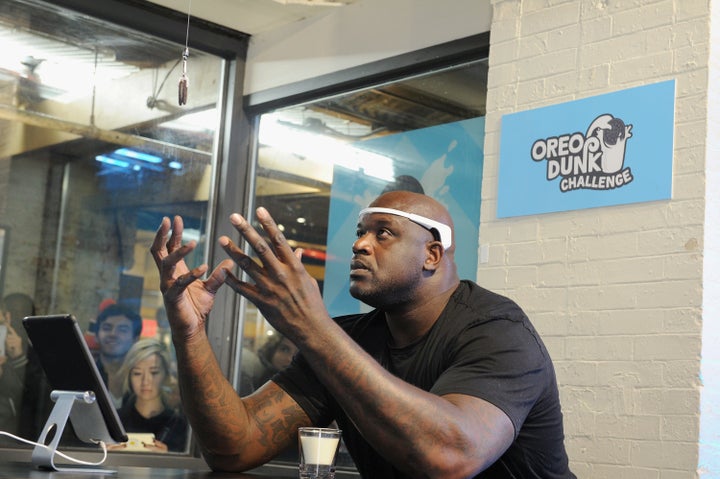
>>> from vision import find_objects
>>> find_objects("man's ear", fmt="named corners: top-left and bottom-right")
top-left (423, 241), bottom-right (444, 271)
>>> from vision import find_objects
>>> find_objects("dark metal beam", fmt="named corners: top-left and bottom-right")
top-left (42, 0), bottom-right (249, 59)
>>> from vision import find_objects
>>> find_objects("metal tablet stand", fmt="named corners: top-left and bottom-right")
top-left (32, 390), bottom-right (116, 474)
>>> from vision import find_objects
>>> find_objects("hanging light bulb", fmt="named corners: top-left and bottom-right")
top-left (178, 47), bottom-right (188, 105)
top-left (178, 0), bottom-right (191, 106)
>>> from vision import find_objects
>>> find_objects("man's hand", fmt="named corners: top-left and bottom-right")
top-left (150, 216), bottom-right (234, 341)
top-left (218, 207), bottom-right (330, 343)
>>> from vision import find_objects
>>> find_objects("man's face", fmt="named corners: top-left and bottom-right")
top-left (349, 212), bottom-right (434, 308)
top-left (97, 315), bottom-right (136, 360)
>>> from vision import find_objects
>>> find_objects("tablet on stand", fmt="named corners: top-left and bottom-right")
top-left (23, 314), bottom-right (128, 474)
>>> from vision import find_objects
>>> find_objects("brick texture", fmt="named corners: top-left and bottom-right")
top-left (485, 0), bottom-right (710, 476)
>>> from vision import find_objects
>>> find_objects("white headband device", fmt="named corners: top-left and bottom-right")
top-left (358, 207), bottom-right (452, 249)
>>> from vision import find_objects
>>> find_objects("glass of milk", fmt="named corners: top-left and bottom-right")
top-left (298, 427), bottom-right (342, 479)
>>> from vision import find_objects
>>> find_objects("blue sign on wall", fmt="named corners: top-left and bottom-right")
top-left (497, 80), bottom-right (675, 218)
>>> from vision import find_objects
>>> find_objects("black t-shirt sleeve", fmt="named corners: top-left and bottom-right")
top-left (271, 348), bottom-right (335, 426)
top-left (429, 315), bottom-right (551, 437)
top-left (271, 313), bottom-right (375, 427)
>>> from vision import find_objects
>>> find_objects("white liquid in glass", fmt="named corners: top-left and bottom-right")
top-left (300, 435), bottom-right (340, 465)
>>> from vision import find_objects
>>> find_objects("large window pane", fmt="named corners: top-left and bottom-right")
top-left (0, 0), bottom-right (224, 456)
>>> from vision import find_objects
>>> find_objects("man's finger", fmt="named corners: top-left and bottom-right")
top-left (222, 269), bottom-right (265, 308)
top-left (223, 269), bottom-right (252, 295)
top-left (164, 264), bottom-right (208, 299)
top-left (168, 215), bottom-right (185, 253)
top-left (204, 260), bottom-right (234, 294)
top-left (150, 216), bottom-right (171, 264)
top-left (228, 213), bottom-right (281, 272)
top-left (255, 207), bottom-right (298, 263)
top-left (218, 236), bottom-right (263, 279)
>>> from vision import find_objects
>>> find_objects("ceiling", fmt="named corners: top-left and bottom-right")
top-left (145, 0), bottom-right (362, 36)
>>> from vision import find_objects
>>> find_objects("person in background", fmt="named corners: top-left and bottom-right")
top-left (85, 298), bottom-right (117, 358)
top-left (151, 191), bottom-right (574, 478)
top-left (0, 293), bottom-right (50, 442)
top-left (93, 303), bottom-right (143, 407)
top-left (0, 297), bottom-right (26, 435)
top-left (238, 345), bottom-right (263, 397)
top-left (114, 339), bottom-right (188, 453)
top-left (239, 332), bottom-right (298, 396)
top-left (255, 333), bottom-right (298, 389)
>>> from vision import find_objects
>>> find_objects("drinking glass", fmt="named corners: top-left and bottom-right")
top-left (298, 427), bottom-right (342, 479)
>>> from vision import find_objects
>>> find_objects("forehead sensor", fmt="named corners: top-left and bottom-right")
top-left (358, 207), bottom-right (452, 249)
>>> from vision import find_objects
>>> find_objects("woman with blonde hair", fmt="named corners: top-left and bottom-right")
top-left (115, 338), bottom-right (187, 452)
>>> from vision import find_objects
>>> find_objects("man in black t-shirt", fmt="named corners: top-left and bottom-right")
top-left (151, 191), bottom-right (575, 478)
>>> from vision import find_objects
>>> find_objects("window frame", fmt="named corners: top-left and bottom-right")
top-left (244, 33), bottom-right (489, 114)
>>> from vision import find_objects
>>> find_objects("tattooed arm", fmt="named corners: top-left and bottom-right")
top-left (151, 216), bottom-right (311, 471)
top-left (174, 330), bottom-right (310, 471)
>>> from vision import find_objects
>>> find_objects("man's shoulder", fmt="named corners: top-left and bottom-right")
top-left (333, 311), bottom-right (388, 357)
top-left (453, 280), bottom-right (526, 316)
top-left (333, 312), bottom-right (367, 324)
top-left (333, 310), bottom-right (382, 331)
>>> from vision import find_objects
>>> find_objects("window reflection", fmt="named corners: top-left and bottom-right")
top-left (0, 0), bottom-right (224, 455)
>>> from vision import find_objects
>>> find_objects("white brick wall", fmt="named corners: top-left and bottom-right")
top-left (485, 0), bottom-right (710, 476)
top-left (699, 0), bottom-right (720, 473)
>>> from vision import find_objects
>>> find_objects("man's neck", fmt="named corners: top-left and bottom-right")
top-left (100, 355), bottom-right (123, 373)
top-left (135, 397), bottom-right (165, 419)
top-left (385, 281), bottom-right (459, 348)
